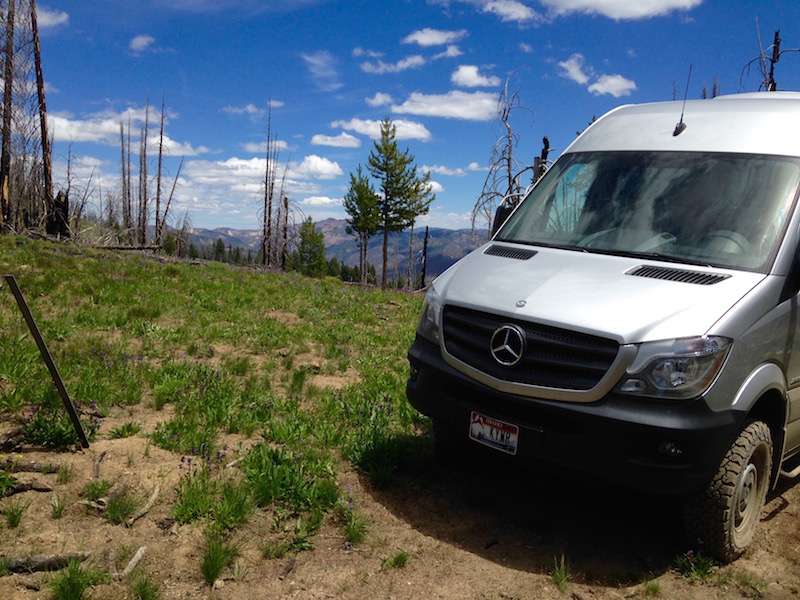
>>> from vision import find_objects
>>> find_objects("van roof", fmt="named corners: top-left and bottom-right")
top-left (567, 92), bottom-right (800, 157)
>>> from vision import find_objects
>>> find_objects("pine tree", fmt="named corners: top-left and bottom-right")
top-left (291, 217), bottom-right (327, 278)
top-left (367, 117), bottom-right (434, 289)
top-left (343, 165), bottom-right (380, 286)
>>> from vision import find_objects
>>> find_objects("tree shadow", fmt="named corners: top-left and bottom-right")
top-left (365, 432), bottom-right (688, 587)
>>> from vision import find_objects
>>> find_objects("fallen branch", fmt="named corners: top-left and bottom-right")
top-left (3, 552), bottom-right (89, 573)
top-left (0, 427), bottom-right (25, 451)
top-left (106, 482), bottom-right (129, 503)
top-left (93, 451), bottom-right (107, 479)
top-left (1, 480), bottom-right (53, 497)
top-left (79, 482), bottom-right (130, 512)
top-left (225, 456), bottom-right (245, 469)
top-left (126, 484), bottom-right (159, 527)
top-left (111, 546), bottom-right (146, 581)
top-left (0, 457), bottom-right (60, 474)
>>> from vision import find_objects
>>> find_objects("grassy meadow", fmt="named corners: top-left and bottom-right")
top-left (0, 234), bottom-right (430, 593)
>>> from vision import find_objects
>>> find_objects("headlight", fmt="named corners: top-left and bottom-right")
top-left (416, 286), bottom-right (443, 344)
top-left (617, 336), bottom-right (732, 399)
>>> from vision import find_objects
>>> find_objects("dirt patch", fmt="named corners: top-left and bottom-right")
top-left (0, 409), bottom-right (799, 599)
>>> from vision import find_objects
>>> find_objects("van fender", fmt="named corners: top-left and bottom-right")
top-left (731, 363), bottom-right (786, 410)
top-left (731, 363), bottom-right (789, 486)
top-left (730, 363), bottom-right (786, 413)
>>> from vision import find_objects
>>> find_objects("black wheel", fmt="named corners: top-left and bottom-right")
top-left (683, 420), bottom-right (772, 563)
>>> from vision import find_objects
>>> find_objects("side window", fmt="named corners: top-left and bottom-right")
top-left (544, 162), bottom-right (595, 234)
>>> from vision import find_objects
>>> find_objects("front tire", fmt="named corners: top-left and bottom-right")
top-left (683, 420), bottom-right (772, 563)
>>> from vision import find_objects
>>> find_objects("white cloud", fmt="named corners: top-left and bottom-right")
top-left (424, 161), bottom-right (486, 176)
top-left (352, 47), bottom-right (383, 58)
top-left (558, 53), bottom-right (591, 85)
top-left (150, 134), bottom-right (213, 157)
top-left (428, 180), bottom-right (445, 193)
top-left (403, 28), bottom-right (468, 47)
top-left (50, 106), bottom-right (210, 157)
top-left (434, 45), bottom-right (464, 59)
top-left (361, 55), bottom-right (426, 74)
top-left (50, 113), bottom-right (127, 145)
top-left (331, 118), bottom-right (432, 142)
top-left (129, 35), bottom-right (155, 53)
top-left (301, 51), bottom-right (342, 91)
top-left (519, 42), bottom-right (533, 53)
top-left (588, 74), bottom-right (637, 97)
top-left (38, 7), bottom-right (69, 28)
top-left (391, 90), bottom-right (497, 121)
top-left (366, 92), bottom-right (393, 107)
top-left (311, 132), bottom-right (361, 148)
top-left (287, 155), bottom-right (343, 180)
top-left (558, 53), bottom-right (637, 97)
top-left (451, 65), bottom-right (501, 88)
top-left (223, 103), bottom-right (266, 118)
top-left (300, 196), bottom-right (341, 207)
top-left (241, 139), bottom-right (289, 154)
top-left (417, 208), bottom-right (473, 229)
top-left (481, 0), bottom-right (542, 23)
top-left (269, 99), bottom-right (285, 108)
top-left (541, 0), bottom-right (702, 20)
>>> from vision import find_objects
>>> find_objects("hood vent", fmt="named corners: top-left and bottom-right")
top-left (484, 245), bottom-right (538, 260)
top-left (627, 265), bottom-right (730, 285)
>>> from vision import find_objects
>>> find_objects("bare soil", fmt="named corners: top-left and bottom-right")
top-left (1, 400), bottom-right (799, 600)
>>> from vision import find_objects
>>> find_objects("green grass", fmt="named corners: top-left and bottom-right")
top-left (109, 421), bottom-right (142, 439)
top-left (0, 236), bottom-right (425, 579)
top-left (3, 498), bottom-right (28, 528)
top-left (48, 558), bottom-right (109, 600)
top-left (674, 550), bottom-right (715, 582)
top-left (104, 488), bottom-right (139, 524)
top-left (81, 479), bottom-right (112, 502)
top-left (551, 553), bottom-right (572, 594)
top-left (131, 574), bottom-right (161, 600)
top-left (51, 493), bottom-right (66, 519)
top-left (200, 530), bottom-right (241, 586)
top-left (382, 550), bottom-right (409, 570)
top-left (336, 491), bottom-right (369, 545)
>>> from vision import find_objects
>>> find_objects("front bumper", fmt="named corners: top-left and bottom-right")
top-left (407, 335), bottom-right (744, 497)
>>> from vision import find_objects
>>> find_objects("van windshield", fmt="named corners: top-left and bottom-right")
top-left (496, 151), bottom-right (800, 272)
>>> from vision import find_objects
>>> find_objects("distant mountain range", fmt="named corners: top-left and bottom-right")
top-left (188, 218), bottom-right (489, 279)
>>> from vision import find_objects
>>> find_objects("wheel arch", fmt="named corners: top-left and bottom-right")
top-left (732, 363), bottom-right (787, 487)
top-left (746, 389), bottom-right (787, 487)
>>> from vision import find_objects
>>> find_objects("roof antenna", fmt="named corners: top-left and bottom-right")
top-left (673, 64), bottom-right (692, 137)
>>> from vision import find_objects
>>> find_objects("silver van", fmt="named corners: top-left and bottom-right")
top-left (406, 92), bottom-right (800, 562)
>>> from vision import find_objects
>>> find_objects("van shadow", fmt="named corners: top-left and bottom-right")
top-left (369, 434), bottom-right (689, 585)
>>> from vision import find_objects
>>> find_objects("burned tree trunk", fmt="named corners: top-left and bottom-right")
top-left (0, 0), bottom-right (15, 228)
top-left (31, 0), bottom-right (55, 233)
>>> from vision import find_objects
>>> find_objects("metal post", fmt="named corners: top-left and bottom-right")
top-left (3, 274), bottom-right (89, 448)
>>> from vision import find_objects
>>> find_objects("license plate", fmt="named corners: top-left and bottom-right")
top-left (468, 411), bottom-right (519, 455)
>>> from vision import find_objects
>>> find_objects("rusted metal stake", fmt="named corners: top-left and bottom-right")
top-left (3, 274), bottom-right (89, 448)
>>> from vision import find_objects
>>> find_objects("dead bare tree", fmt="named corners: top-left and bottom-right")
top-left (137, 97), bottom-right (150, 245)
top-left (30, 0), bottom-right (52, 224)
top-left (0, 0), bottom-right (16, 229)
top-left (471, 71), bottom-right (538, 239)
top-left (740, 24), bottom-right (799, 91)
top-left (261, 104), bottom-right (278, 267)
top-left (157, 155), bottom-right (183, 244)
top-left (155, 96), bottom-right (165, 246)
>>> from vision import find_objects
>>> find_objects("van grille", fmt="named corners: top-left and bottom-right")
top-left (627, 265), bottom-right (730, 285)
top-left (442, 306), bottom-right (619, 390)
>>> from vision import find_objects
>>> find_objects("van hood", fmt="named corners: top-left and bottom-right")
top-left (437, 243), bottom-right (766, 343)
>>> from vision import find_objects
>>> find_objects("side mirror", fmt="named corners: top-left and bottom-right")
top-left (491, 199), bottom-right (517, 237)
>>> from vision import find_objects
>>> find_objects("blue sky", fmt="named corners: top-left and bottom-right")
top-left (36, 0), bottom-right (800, 231)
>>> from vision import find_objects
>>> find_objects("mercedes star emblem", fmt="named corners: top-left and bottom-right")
top-left (490, 324), bottom-right (526, 366)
